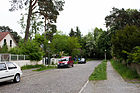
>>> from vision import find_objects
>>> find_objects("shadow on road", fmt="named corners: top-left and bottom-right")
top-left (0, 81), bottom-right (13, 86)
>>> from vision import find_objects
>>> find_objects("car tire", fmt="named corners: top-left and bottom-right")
top-left (14, 74), bottom-right (20, 83)
top-left (72, 64), bottom-right (74, 67)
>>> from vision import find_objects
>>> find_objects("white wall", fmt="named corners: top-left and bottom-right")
top-left (11, 60), bottom-right (43, 67)
top-left (0, 34), bottom-right (17, 48)
top-left (11, 58), bottom-right (60, 67)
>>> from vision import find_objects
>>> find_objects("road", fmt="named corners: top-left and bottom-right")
top-left (0, 60), bottom-right (101, 93)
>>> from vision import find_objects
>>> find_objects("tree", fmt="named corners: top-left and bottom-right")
top-left (111, 25), bottom-right (140, 60)
top-left (50, 33), bottom-right (68, 56)
top-left (0, 26), bottom-right (21, 43)
top-left (19, 13), bottom-right (44, 40)
top-left (105, 7), bottom-right (140, 31)
top-left (9, 40), bottom-right (44, 61)
top-left (75, 26), bottom-right (81, 38)
top-left (66, 37), bottom-right (81, 57)
top-left (9, 0), bottom-right (39, 42)
top-left (84, 32), bottom-right (95, 58)
top-left (69, 28), bottom-right (75, 37)
top-left (37, 0), bottom-right (64, 39)
top-left (50, 32), bottom-right (81, 57)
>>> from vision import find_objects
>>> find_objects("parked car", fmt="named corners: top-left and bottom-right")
top-left (58, 56), bottom-right (74, 68)
top-left (78, 58), bottom-right (86, 64)
top-left (0, 62), bottom-right (22, 83)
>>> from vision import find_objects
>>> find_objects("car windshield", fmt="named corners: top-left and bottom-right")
top-left (59, 58), bottom-right (69, 61)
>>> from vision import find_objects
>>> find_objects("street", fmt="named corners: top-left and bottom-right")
top-left (0, 61), bottom-right (101, 93)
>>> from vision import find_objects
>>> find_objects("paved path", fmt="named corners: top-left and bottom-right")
top-left (0, 61), bottom-right (101, 93)
top-left (82, 61), bottom-right (140, 93)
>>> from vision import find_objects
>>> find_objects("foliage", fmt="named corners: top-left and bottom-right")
top-left (38, 0), bottom-right (64, 42)
top-left (123, 46), bottom-right (140, 63)
top-left (9, 0), bottom-right (39, 41)
top-left (19, 13), bottom-right (44, 39)
top-left (69, 28), bottom-right (75, 37)
top-left (111, 25), bottom-right (140, 59)
top-left (83, 27), bottom-right (111, 59)
top-left (89, 60), bottom-right (107, 80)
top-left (105, 7), bottom-right (140, 31)
top-left (111, 59), bottom-right (140, 79)
top-left (9, 40), bottom-right (44, 61)
top-left (9, 0), bottom-right (64, 41)
top-left (66, 37), bottom-right (81, 57)
top-left (50, 33), bottom-right (81, 57)
top-left (0, 43), bottom-right (8, 53)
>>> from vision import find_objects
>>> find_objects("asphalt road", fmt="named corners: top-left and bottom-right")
top-left (0, 60), bottom-right (101, 93)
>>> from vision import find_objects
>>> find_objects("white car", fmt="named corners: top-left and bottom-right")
top-left (0, 62), bottom-right (22, 83)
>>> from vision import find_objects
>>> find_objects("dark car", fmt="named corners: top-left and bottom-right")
top-left (78, 58), bottom-right (86, 64)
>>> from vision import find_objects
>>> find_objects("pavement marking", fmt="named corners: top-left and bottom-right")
top-left (79, 80), bottom-right (89, 93)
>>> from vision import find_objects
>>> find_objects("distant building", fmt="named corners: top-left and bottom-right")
top-left (0, 32), bottom-right (17, 49)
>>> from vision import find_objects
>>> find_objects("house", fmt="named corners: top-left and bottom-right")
top-left (0, 32), bottom-right (17, 49)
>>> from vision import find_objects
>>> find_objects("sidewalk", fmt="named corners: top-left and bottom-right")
top-left (82, 61), bottom-right (140, 93)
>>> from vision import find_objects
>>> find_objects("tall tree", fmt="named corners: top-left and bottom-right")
top-left (37, 0), bottom-right (65, 39)
top-left (69, 28), bottom-right (75, 37)
top-left (75, 26), bottom-right (81, 38)
top-left (111, 25), bottom-right (140, 59)
top-left (105, 7), bottom-right (140, 31)
top-left (9, 0), bottom-right (39, 42)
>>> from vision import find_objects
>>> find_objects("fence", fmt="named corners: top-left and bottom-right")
top-left (0, 54), bottom-right (29, 62)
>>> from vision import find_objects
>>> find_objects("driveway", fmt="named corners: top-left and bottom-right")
top-left (0, 60), bottom-right (101, 93)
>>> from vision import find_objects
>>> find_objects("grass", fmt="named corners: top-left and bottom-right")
top-left (21, 64), bottom-right (45, 70)
top-left (89, 60), bottom-right (107, 80)
top-left (21, 64), bottom-right (57, 71)
top-left (110, 59), bottom-right (140, 80)
top-left (33, 65), bottom-right (57, 71)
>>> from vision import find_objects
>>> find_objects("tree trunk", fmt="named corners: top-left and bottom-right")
top-left (44, 17), bottom-right (47, 39)
top-left (24, 0), bottom-right (33, 42)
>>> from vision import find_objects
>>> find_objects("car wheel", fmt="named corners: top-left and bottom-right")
top-left (72, 64), bottom-right (74, 67)
top-left (14, 74), bottom-right (20, 83)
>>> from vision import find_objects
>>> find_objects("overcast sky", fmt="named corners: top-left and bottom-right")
top-left (0, 0), bottom-right (140, 37)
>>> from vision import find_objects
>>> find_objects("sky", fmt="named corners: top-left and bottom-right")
top-left (0, 0), bottom-right (140, 37)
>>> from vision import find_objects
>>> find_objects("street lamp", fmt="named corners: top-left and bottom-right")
top-left (105, 49), bottom-right (107, 61)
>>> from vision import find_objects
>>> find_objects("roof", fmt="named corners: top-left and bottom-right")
top-left (0, 32), bottom-right (9, 42)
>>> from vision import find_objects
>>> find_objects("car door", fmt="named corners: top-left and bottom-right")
top-left (0, 63), bottom-right (10, 82)
top-left (6, 62), bottom-right (18, 80)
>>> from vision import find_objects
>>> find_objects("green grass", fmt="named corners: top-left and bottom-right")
top-left (33, 65), bottom-right (57, 71)
top-left (89, 60), bottom-right (107, 80)
top-left (21, 64), bottom-right (45, 70)
top-left (21, 64), bottom-right (56, 71)
top-left (110, 59), bottom-right (140, 80)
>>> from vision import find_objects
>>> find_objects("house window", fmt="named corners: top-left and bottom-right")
top-left (10, 40), bottom-right (12, 47)
top-left (4, 39), bottom-right (6, 45)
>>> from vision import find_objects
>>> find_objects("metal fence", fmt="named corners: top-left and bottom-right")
top-left (0, 54), bottom-right (29, 62)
